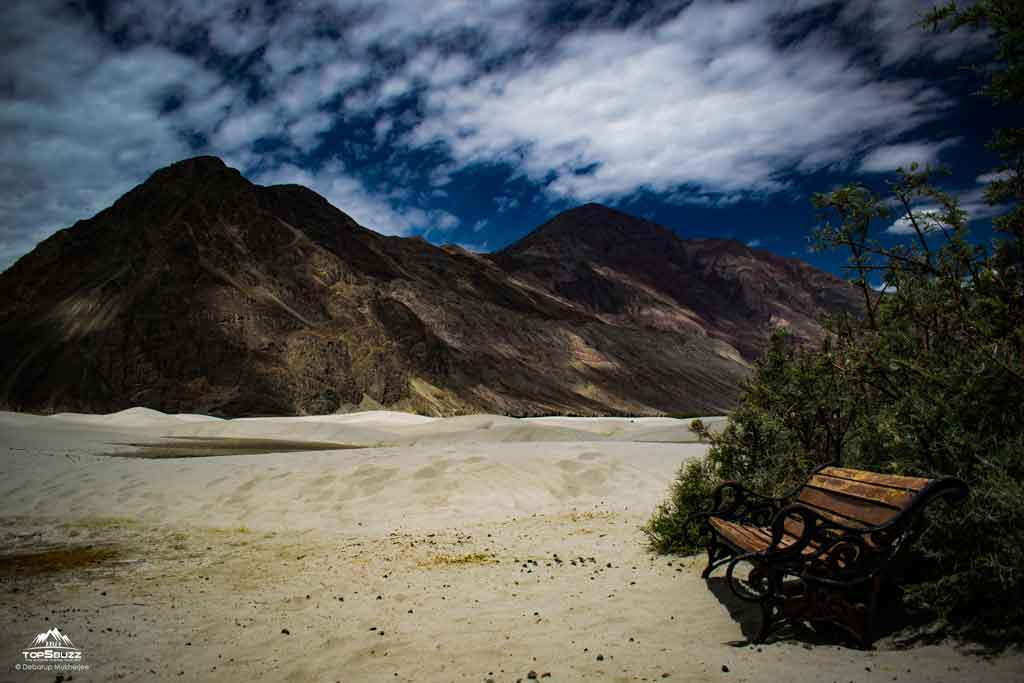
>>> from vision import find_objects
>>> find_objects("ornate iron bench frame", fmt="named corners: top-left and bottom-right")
top-left (693, 463), bottom-right (968, 648)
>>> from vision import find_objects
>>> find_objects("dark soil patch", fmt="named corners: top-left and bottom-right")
top-left (0, 546), bottom-right (119, 576)
top-left (102, 437), bottom-right (363, 458)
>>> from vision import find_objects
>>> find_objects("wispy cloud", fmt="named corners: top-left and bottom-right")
top-left (976, 170), bottom-right (1013, 184)
top-left (859, 138), bottom-right (961, 174)
top-left (885, 176), bottom-right (1007, 235)
top-left (447, 240), bottom-right (490, 254)
top-left (839, 0), bottom-right (989, 67)
top-left (0, 0), bottom-right (991, 270)
top-left (0, 1), bottom-right (208, 268)
top-left (408, 1), bottom-right (954, 201)
top-left (494, 196), bottom-right (520, 213)
top-left (254, 161), bottom-right (456, 236)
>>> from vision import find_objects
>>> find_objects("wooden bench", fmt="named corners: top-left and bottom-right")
top-left (694, 463), bottom-right (968, 648)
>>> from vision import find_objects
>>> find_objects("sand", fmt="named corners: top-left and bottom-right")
top-left (0, 409), bottom-right (1020, 682)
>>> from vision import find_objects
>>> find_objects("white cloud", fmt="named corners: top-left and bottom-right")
top-left (0, 1), bottom-right (425, 269)
top-left (373, 117), bottom-right (394, 142)
top-left (858, 138), bottom-right (960, 173)
top-left (287, 112), bottom-right (336, 152)
top-left (885, 176), bottom-right (1007, 235)
top-left (0, 2), bottom-right (213, 270)
top-left (378, 76), bottom-right (413, 102)
top-left (0, 0), bottom-right (994, 269)
top-left (958, 188), bottom-right (1005, 223)
top-left (254, 161), bottom-right (424, 235)
top-left (977, 170), bottom-right (1013, 184)
top-left (886, 208), bottom-right (944, 235)
top-left (494, 196), bottom-right (520, 213)
top-left (746, 239), bottom-right (762, 248)
top-left (348, 0), bottom-right (526, 54)
top-left (210, 105), bottom-right (280, 152)
top-left (253, 160), bottom-right (456, 238)
top-left (409, 1), bottom-right (949, 201)
top-left (840, 0), bottom-right (989, 67)
top-left (435, 212), bottom-right (459, 231)
top-left (447, 240), bottom-right (490, 253)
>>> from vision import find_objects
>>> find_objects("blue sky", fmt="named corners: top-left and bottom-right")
top-left (0, 0), bottom-right (1011, 280)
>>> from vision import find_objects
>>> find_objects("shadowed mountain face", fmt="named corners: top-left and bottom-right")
top-left (0, 157), bottom-right (861, 417)
top-left (496, 203), bottom-right (861, 360)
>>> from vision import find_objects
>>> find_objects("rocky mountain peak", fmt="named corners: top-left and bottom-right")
top-left (502, 202), bottom-right (680, 260)
top-left (0, 157), bottom-right (863, 417)
top-left (149, 155), bottom-right (241, 183)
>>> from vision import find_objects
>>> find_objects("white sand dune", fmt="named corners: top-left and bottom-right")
top-left (51, 406), bottom-right (225, 426)
top-left (0, 409), bottom-right (1019, 682)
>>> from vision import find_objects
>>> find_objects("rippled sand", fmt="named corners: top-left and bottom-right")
top-left (0, 409), bottom-right (1019, 681)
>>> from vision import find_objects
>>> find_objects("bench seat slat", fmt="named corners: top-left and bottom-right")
top-left (820, 466), bottom-right (931, 492)
top-left (807, 474), bottom-right (915, 509)
top-left (783, 516), bottom-right (806, 539)
top-left (791, 498), bottom-right (868, 529)
top-left (797, 487), bottom-right (900, 527)
top-left (709, 518), bottom-right (817, 555)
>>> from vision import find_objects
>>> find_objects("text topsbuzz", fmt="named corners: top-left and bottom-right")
top-left (15, 626), bottom-right (90, 673)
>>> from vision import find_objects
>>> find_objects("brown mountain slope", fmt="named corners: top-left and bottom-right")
top-left (494, 203), bottom-right (861, 361)
top-left (0, 157), bottom-right (859, 417)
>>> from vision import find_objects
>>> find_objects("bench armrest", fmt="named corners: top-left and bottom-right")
top-left (767, 503), bottom-right (870, 554)
top-left (766, 503), bottom-right (913, 589)
top-left (702, 481), bottom-right (785, 525)
top-left (702, 462), bottom-right (838, 525)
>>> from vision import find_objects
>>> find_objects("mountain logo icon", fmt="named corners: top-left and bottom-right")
top-left (26, 626), bottom-right (78, 650)
top-left (20, 625), bottom-right (89, 667)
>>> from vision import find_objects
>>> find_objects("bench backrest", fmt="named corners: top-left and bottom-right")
top-left (795, 466), bottom-right (934, 530)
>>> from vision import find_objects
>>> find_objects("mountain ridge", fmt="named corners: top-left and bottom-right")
top-left (0, 156), bottom-right (862, 417)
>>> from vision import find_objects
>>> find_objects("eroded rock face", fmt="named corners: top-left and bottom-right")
top-left (0, 157), bottom-right (862, 417)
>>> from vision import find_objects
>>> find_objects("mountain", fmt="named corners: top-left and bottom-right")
top-left (31, 627), bottom-right (75, 648)
top-left (0, 157), bottom-right (861, 417)
top-left (495, 203), bottom-right (857, 361)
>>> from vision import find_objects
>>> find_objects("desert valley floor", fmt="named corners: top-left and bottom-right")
top-left (0, 409), bottom-right (1021, 682)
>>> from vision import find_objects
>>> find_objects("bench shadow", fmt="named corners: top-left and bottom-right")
top-left (706, 577), bottom-right (767, 645)
top-left (705, 577), bottom-right (810, 647)
top-left (706, 576), bottom-right (932, 649)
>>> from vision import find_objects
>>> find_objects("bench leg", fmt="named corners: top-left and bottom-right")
top-left (756, 599), bottom-right (775, 643)
top-left (754, 570), bottom-right (783, 643)
top-left (702, 538), bottom-right (734, 579)
top-left (701, 540), bottom-right (718, 579)
top-left (860, 575), bottom-right (883, 650)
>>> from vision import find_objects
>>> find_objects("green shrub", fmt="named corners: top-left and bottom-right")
top-left (646, 2), bottom-right (1024, 642)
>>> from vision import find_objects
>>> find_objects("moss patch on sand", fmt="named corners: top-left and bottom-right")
top-left (417, 552), bottom-right (496, 568)
top-left (61, 516), bottom-right (137, 530)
